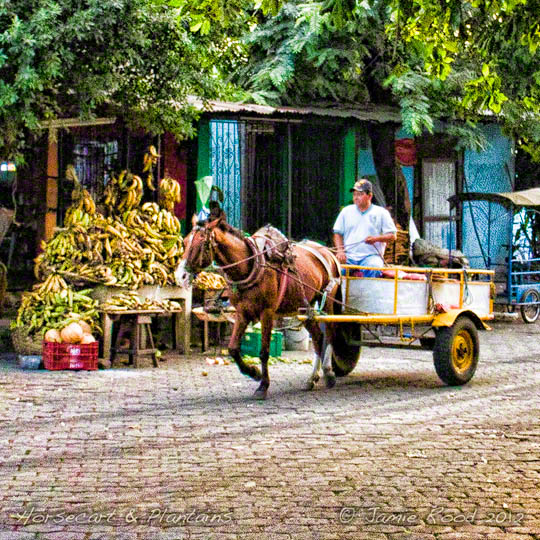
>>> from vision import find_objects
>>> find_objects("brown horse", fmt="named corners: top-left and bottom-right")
top-left (175, 217), bottom-right (342, 399)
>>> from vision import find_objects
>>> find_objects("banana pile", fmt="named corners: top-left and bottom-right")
top-left (11, 273), bottom-right (100, 336)
top-left (100, 291), bottom-right (182, 312)
top-left (192, 271), bottom-right (227, 291)
top-left (34, 161), bottom-right (184, 289)
top-left (158, 176), bottom-right (181, 212)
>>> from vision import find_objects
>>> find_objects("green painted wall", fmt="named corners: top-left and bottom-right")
top-left (341, 126), bottom-right (357, 207)
top-left (196, 119), bottom-right (211, 212)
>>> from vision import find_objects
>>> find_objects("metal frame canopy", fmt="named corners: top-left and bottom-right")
top-left (449, 188), bottom-right (540, 314)
top-left (449, 188), bottom-right (540, 209)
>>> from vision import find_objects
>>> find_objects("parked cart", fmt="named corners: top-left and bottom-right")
top-left (449, 188), bottom-right (540, 323)
top-left (298, 264), bottom-right (494, 386)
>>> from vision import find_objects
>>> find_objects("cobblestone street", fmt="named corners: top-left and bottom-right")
top-left (1, 319), bottom-right (540, 540)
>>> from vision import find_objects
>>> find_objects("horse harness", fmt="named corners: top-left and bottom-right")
top-left (193, 222), bottom-right (340, 313)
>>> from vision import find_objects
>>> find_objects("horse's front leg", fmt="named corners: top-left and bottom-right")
top-left (253, 309), bottom-right (274, 400)
top-left (228, 314), bottom-right (261, 382)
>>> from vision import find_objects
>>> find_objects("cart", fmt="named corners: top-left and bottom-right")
top-left (297, 264), bottom-right (494, 386)
top-left (449, 188), bottom-right (540, 323)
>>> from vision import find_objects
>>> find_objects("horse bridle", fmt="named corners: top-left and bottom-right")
top-left (184, 223), bottom-right (216, 273)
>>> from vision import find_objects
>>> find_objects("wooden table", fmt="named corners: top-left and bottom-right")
top-left (93, 284), bottom-right (192, 355)
top-left (192, 306), bottom-right (236, 353)
top-left (101, 309), bottom-right (183, 366)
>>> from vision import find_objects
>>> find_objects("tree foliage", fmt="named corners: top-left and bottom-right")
top-left (232, 0), bottom-right (540, 156)
top-left (2, 0), bottom-right (540, 162)
top-left (0, 0), bottom-right (244, 161)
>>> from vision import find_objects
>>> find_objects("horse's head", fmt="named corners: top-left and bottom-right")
top-left (174, 218), bottom-right (221, 287)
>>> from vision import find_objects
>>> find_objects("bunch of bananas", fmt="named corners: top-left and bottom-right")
top-left (142, 145), bottom-right (159, 191)
top-left (35, 196), bottom-right (184, 290)
top-left (100, 290), bottom-right (182, 312)
top-left (103, 170), bottom-right (144, 213)
top-left (35, 148), bottom-right (187, 290)
top-left (158, 176), bottom-right (181, 211)
top-left (64, 185), bottom-right (96, 228)
top-left (192, 271), bottom-right (227, 290)
top-left (11, 274), bottom-right (100, 336)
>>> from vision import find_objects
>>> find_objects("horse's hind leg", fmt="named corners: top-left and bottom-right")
top-left (228, 314), bottom-right (262, 382)
top-left (321, 339), bottom-right (336, 389)
top-left (304, 319), bottom-right (324, 390)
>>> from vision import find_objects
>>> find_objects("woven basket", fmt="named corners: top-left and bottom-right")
top-left (11, 327), bottom-right (43, 355)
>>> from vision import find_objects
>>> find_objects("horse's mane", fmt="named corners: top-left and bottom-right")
top-left (217, 220), bottom-right (247, 242)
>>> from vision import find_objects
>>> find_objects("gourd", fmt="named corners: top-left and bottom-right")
top-left (79, 320), bottom-right (92, 334)
top-left (80, 333), bottom-right (96, 344)
top-left (44, 328), bottom-right (62, 343)
top-left (60, 322), bottom-right (84, 344)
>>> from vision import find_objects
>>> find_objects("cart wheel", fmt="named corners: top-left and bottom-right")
top-left (330, 323), bottom-right (361, 377)
top-left (433, 316), bottom-right (479, 386)
top-left (520, 289), bottom-right (540, 324)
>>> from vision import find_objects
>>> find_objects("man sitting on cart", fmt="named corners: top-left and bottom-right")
top-left (333, 178), bottom-right (397, 277)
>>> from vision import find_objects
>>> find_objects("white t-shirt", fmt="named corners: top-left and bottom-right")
top-left (333, 203), bottom-right (397, 263)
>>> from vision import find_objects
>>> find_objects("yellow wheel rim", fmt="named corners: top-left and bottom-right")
top-left (452, 330), bottom-right (474, 373)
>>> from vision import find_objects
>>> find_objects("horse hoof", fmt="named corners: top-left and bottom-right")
top-left (253, 389), bottom-right (267, 400)
top-left (305, 379), bottom-right (316, 391)
top-left (324, 373), bottom-right (336, 389)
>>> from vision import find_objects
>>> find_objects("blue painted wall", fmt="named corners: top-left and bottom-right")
top-left (356, 123), bottom-right (514, 268)
top-left (462, 124), bottom-right (514, 269)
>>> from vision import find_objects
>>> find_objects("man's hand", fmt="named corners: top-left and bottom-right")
top-left (364, 236), bottom-right (377, 245)
top-left (336, 250), bottom-right (347, 264)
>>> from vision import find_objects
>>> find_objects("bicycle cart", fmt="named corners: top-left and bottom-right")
top-left (449, 188), bottom-right (540, 323)
top-left (297, 264), bottom-right (494, 386)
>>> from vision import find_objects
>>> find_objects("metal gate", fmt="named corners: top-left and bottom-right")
top-left (236, 119), bottom-right (342, 243)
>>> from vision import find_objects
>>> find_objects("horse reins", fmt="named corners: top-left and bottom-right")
top-left (188, 223), bottom-right (373, 313)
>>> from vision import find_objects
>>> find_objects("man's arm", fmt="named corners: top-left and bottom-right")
top-left (364, 232), bottom-right (397, 245)
top-left (333, 232), bottom-right (347, 264)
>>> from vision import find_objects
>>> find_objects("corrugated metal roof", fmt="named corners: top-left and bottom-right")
top-left (187, 96), bottom-right (402, 123)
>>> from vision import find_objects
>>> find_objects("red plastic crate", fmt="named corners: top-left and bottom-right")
top-left (42, 341), bottom-right (98, 371)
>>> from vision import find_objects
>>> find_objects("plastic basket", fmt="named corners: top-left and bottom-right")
top-left (241, 331), bottom-right (283, 357)
top-left (42, 341), bottom-right (98, 371)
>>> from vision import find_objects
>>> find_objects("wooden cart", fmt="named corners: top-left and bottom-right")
top-left (297, 264), bottom-right (494, 386)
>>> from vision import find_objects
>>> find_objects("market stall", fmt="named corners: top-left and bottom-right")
top-left (10, 148), bottom-right (191, 368)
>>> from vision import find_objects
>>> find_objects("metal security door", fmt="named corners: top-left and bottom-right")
top-left (210, 120), bottom-right (242, 228)
top-left (240, 121), bottom-right (287, 234)
top-left (422, 158), bottom-right (456, 248)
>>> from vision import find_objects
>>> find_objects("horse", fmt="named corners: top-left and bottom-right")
top-left (175, 216), bottom-right (342, 399)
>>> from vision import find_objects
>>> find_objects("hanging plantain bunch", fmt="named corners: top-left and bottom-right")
top-left (142, 145), bottom-right (159, 191)
top-left (158, 176), bottom-right (181, 212)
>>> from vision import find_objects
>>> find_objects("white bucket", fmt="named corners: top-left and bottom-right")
top-left (283, 325), bottom-right (310, 351)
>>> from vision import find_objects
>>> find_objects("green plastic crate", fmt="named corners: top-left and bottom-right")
top-left (241, 330), bottom-right (283, 357)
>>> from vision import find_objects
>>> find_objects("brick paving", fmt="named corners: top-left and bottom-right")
top-left (0, 320), bottom-right (539, 539)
